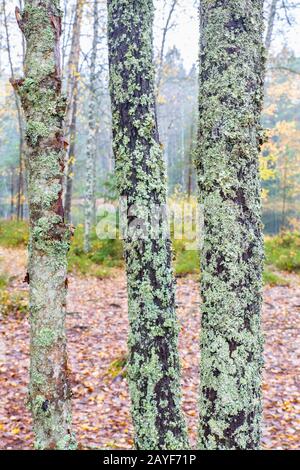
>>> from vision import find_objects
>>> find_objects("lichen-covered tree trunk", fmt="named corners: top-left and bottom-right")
top-left (196, 0), bottom-right (266, 450)
top-left (107, 0), bottom-right (188, 450)
top-left (84, 0), bottom-right (99, 253)
top-left (13, 0), bottom-right (76, 450)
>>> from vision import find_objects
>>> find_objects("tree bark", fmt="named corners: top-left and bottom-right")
top-left (84, 0), bottom-right (99, 253)
top-left (64, 0), bottom-right (84, 223)
top-left (196, 0), bottom-right (266, 449)
top-left (14, 0), bottom-right (76, 450)
top-left (107, 0), bottom-right (188, 450)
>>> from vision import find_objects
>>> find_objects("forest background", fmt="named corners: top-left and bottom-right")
top-left (0, 0), bottom-right (299, 450)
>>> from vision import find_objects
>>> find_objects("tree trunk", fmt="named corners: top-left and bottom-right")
top-left (64, 94), bottom-right (78, 223)
top-left (84, 0), bottom-right (99, 253)
top-left (64, 0), bottom-right (84, 223)
top-left (265, 0), bottom-right (279, 52)
top-left (196, 0), bottom-right (265, 450)
top-left (187, 111), bottom-right (196, 199)
top-left (107, 0), bottom-right (188, 450)
top-left (16, 144), bottom-right (25, 221)
top-left (281, 156), bottom-right (288, 230)
top-left (10, 167), bottom-right (15, 219)
top-left (14, 0), bottom-right (76, 450)
top-left (2, 0), bottom-right (25, 221)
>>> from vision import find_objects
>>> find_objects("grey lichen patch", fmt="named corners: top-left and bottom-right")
top-left (35, 327), bottom-right (57, 347)
top-left (107, 0), bottom-right (188, 450)
top-left (56, 433), bottom-right (77, 451)
top-left (31, 395), bottom-right (51, 418)
top-left (195, 0), bottom-right (265, 450)
top-left (16, 0), bottom-right (76, 450)
top-left (26, 121), bottom-right (50, 145)
top-left (31, 370), bottom-right (46, 386)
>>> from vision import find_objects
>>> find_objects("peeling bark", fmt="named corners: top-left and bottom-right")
top-left (15, 0), bottom-right (76, 450)
top-left (107, 0), bottom-right (188, 450)
top-left (196, 0), bottom-right (266, 450)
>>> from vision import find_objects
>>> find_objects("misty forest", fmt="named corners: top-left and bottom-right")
top-left (0, 0), bottom-right (300, 451)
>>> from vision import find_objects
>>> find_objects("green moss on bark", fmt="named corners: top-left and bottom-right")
top-left (195, 0), bottom-right (266, 450)
top-left (107, 0), bottom-right (188, 450)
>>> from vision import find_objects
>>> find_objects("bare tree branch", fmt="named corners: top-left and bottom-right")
top-left (156, 0), bottom-right (179, 94)
top-left (269, 65), bottom-right (300, 75)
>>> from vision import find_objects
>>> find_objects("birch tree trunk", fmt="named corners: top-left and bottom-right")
top-left (84, 0), bottom-right (99, 253)
top-left (64, 0), bottom-right (84, 223)
top-left (13, 0), bottom-right (76, 450)
top-left (196, 0), bottom-right (266, 450)
top-left (107, 0), bottom-right (188, 450)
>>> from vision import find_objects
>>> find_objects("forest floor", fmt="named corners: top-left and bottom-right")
top-left (0, 246), bottom-right (300, 450)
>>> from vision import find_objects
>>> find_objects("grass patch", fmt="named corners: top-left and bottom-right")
top-left (173, 240), bottom-right (200, 276)
top-left (106, 355), bottom-right (127, 380)
top-left (0, 221), bottom-right (123, 278)
top-left (0, 274), bottom-right (9, 289)
top-left (0, 220), bottom-right (299, 283)
top-left (265, 232), bottom-right (300, 273)
top-left (0, 273), bottom-right (28, 318)
top-left (0, 220), bottom-right (29, 247)
top-left (68, 225), bottom-right (124, 278)
top-left (0, 290), bottom-right (29, 318)
top-left (263, 270), bottom-right (290, 287)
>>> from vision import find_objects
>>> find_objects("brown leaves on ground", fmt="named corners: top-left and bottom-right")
top-left (0, 247), bottom-right (299, 450)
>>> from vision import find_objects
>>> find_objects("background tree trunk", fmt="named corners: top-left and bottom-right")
top-left (196, 0), bottom-right (266, 449)
top-left (64, 91), bottom-right (78, 223)
top-left (2, 0), bottom-right (25, 221)
top-left (107, 0), bottom-right (188, 450)
top-left (15, 0), bottom-right (76, 449)
top-left (156, 0), bottom-right (178, 95)
top-left (10, 166), bottom-right (15, 219)
top-left (64, 0), bottom-right (84, 223)
top-left (265, 0), bottom-right (279, 52)
top-left (84, 0), bottom-right (99, 253)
